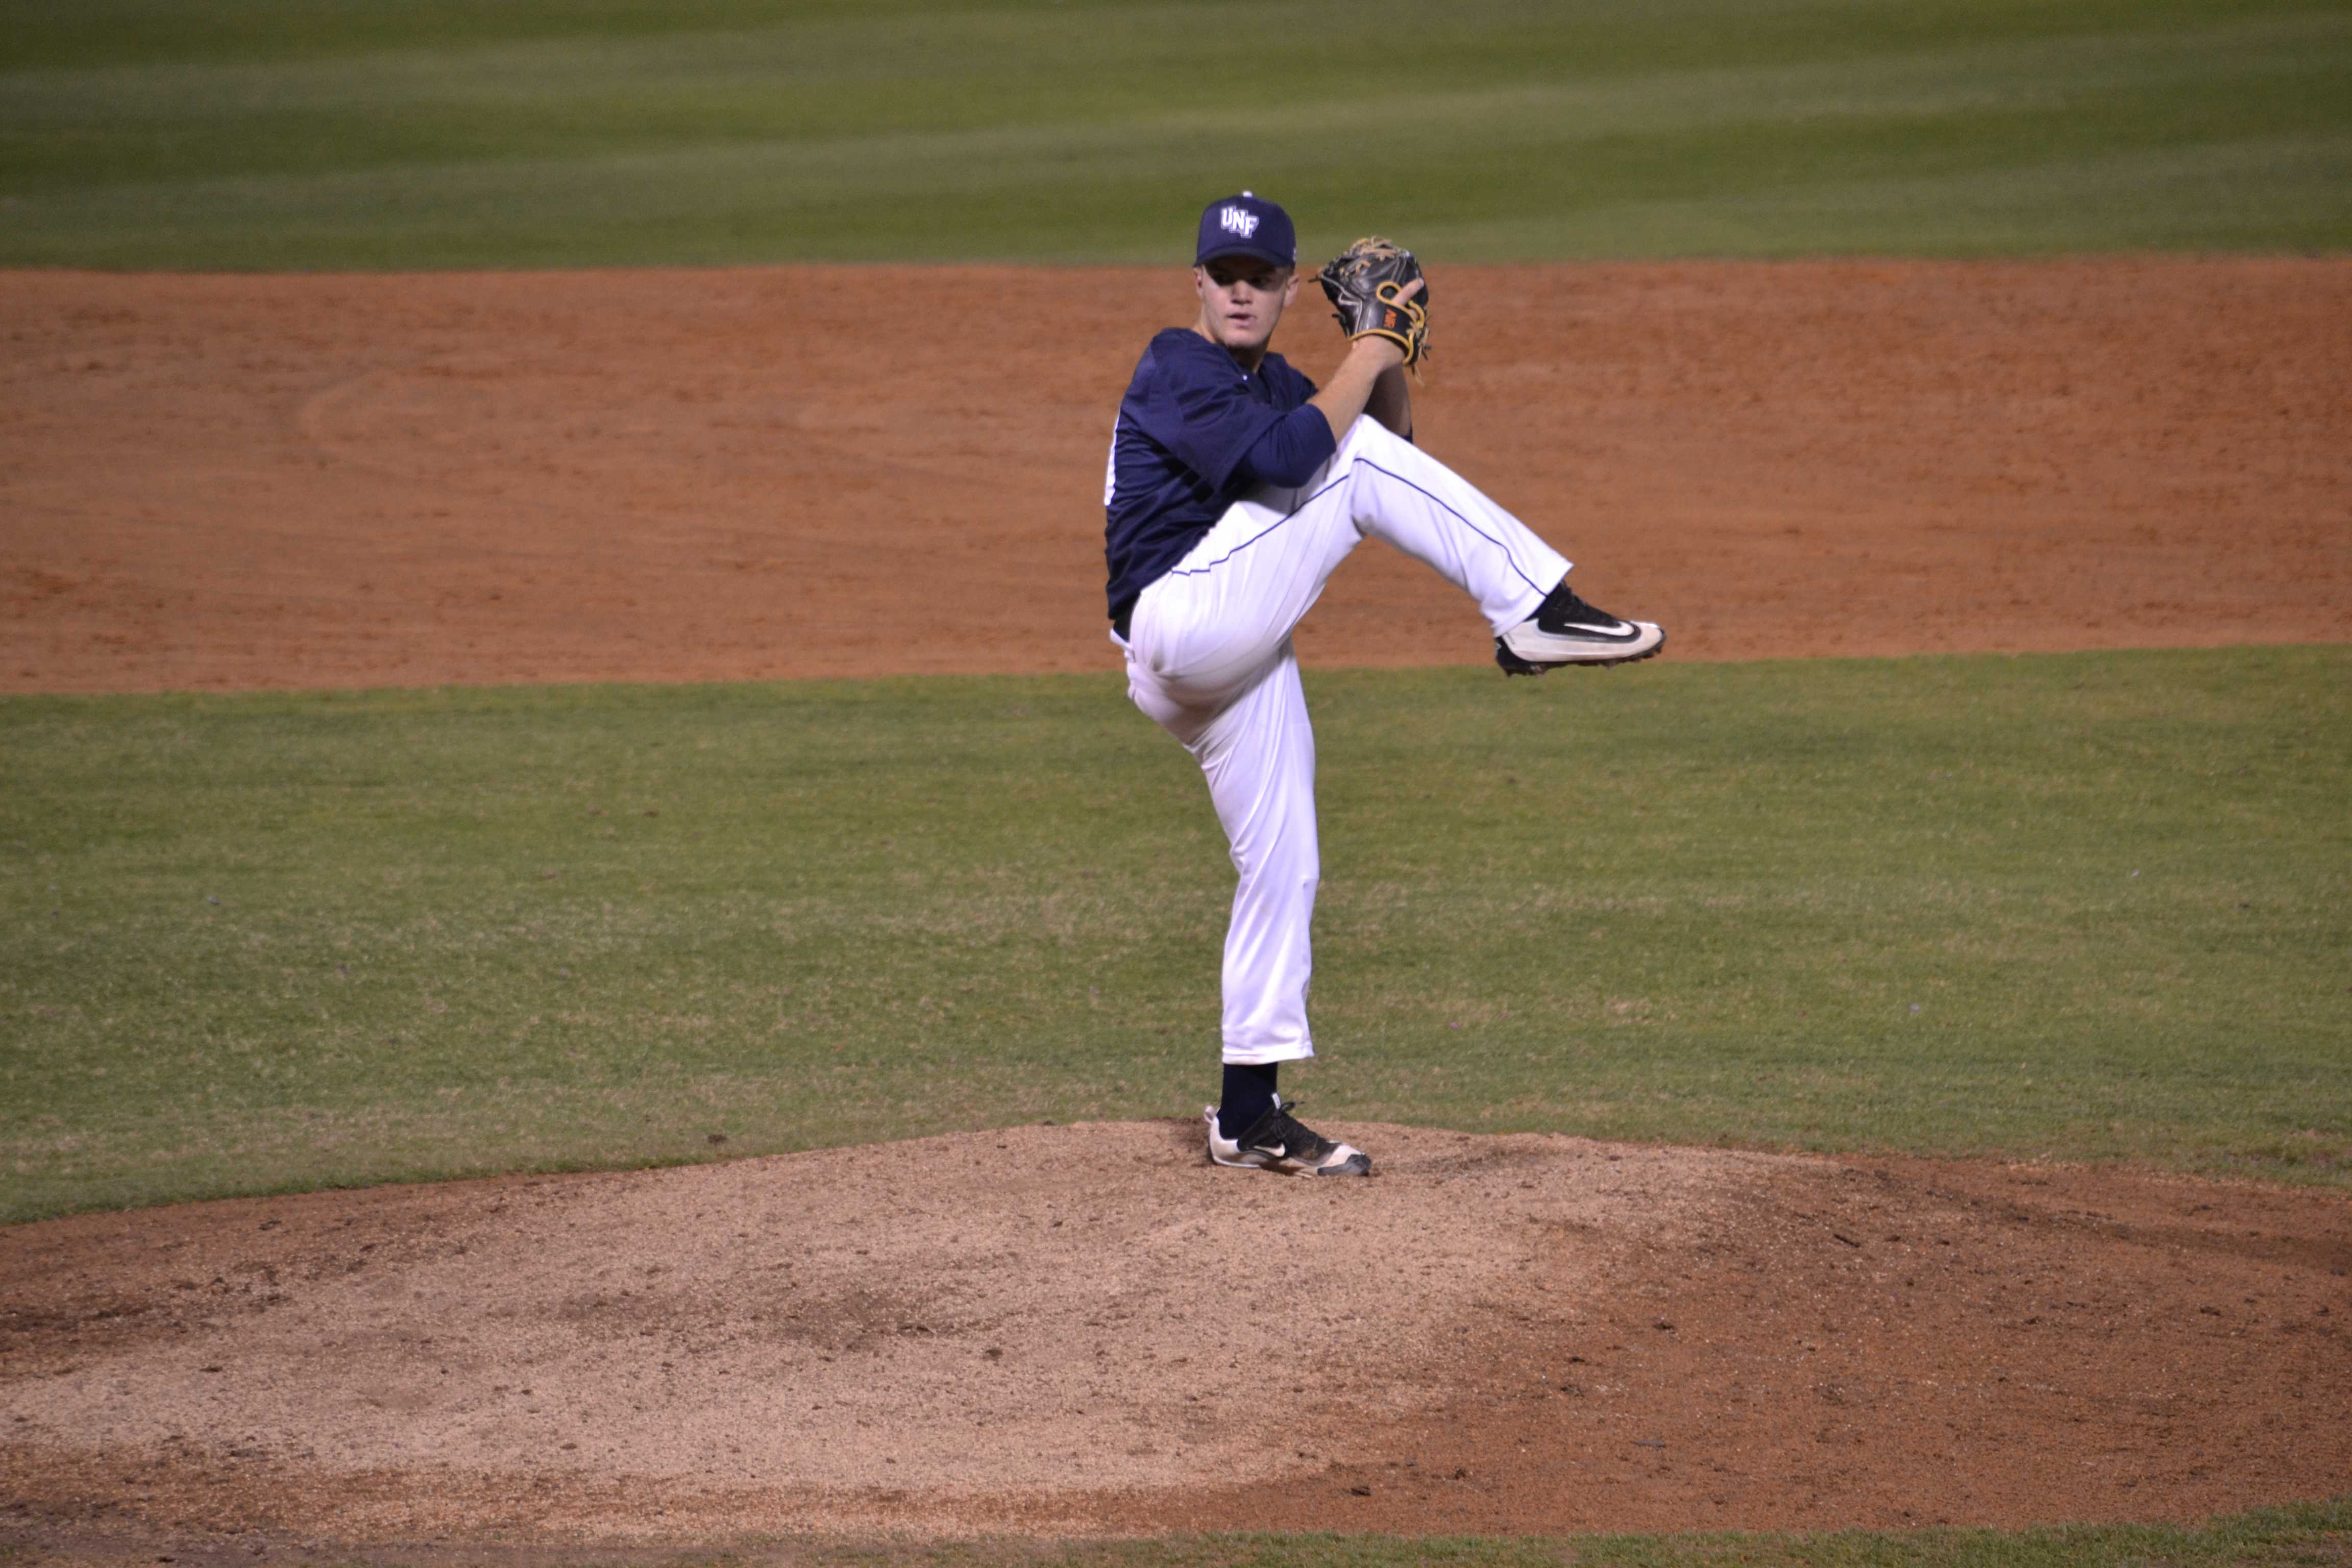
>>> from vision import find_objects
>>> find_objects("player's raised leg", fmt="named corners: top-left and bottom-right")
top-left (1130, 414), bottom-right (1657, 707)
top-left (1326, 417), bottom-right (1665, 673)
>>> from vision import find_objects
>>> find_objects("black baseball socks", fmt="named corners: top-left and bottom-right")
top-left (1218, 1061), bottom-right (1279, 1140)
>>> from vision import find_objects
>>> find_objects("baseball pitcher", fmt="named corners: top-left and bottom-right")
top-left (1104, 192), bottom-right (1664, 1177)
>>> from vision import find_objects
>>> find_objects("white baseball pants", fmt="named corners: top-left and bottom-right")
top-left (1120, 414), bottom-right (1572, 1065)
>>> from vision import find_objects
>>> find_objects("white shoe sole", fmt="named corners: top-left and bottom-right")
top-left (1499, 619), bottom-right (1666, 668)
top-left (1209, 1147), bottom-right (1374, 1177)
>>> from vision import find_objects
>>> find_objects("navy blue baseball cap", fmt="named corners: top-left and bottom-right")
top-left (1195, 191), bottom-right (1296, 270)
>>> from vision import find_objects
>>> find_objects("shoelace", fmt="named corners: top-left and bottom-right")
top-left (1539, 589), bottom-right (1618, 631)
top-left (1254, 1103), bottom-right (1336, 1161)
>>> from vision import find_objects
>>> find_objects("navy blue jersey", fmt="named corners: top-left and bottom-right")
top-left (1103, 329), bottom-right (1321, 625)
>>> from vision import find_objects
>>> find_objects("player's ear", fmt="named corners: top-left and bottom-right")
top-left (1281, 269), bottom-right (1300, 305)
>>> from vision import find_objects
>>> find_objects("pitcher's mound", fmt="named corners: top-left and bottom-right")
top-left (3, 1123), bottom-right (2347, 1547)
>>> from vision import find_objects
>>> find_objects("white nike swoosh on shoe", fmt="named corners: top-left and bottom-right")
top-left (1559, 619), bottom-right (1638, 637)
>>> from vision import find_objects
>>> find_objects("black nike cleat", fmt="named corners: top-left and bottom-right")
top-left (1205, 1099), bottom-right (1371, 1177)
top-left (1496, 580), bottom-right (1664, 675)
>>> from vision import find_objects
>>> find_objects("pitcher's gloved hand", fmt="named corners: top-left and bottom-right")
top-left (1318, 237), bottom-right (1429, 367)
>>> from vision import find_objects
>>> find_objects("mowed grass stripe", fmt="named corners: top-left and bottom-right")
top-left (10, 0), bottom-right (2305, 81)
top-left (2, 0), bottom-right (2347, 265)
top-left (1, 0), bottom-right (1021, 70)
top-left (1443, 133), bottom-right (2352, 259)
top-left (8, 9), bottom-right (2338, 178)
top-left (3, 648), bottom-right (2346, 1225)
top-left (734, 1500), bottom-right (2344, 1566)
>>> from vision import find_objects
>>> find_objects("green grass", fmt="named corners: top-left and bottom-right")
top-left (937, 1492), bottom-right (2352, 1563)
top-left (1156, 1500), bottom-right (2352, 1567)
top-left (1012, 1494), bottom-right (2352, 1564)
top-left (126, 1497), bottom-right (2351, 1564)
top-left (3, 0), bottom-right (2349, 267)
top-left (3, 646), bottom-right (2347, 1226)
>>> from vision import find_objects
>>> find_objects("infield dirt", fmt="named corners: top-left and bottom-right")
top-left (3, 259), bottom-right (2347, 692)
top-left (3, 261), bottom-right (2349, 1550)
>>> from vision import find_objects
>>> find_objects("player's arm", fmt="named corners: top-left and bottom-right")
top-left (1307, 335), bottom-right (1408, 443)
top-left (1309, 272), bottom-right (1421, 441)
top-left (1364, 359), bottom-right (1412, 439)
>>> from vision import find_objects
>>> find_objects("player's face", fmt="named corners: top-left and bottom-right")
top-left (1193, 256), bottom-right (1299, 356)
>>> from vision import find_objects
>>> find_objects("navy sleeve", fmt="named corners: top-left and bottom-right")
top-left (1233, 404), bottom-right (1337, 488)
top-left (1130, 336), bottom-right (1287, 493)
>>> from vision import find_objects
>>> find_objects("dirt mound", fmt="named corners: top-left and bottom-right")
top-left (4, 260), bottom-right (2348, 694)
top-left (5, 1123), bottom-right (2346, 1546)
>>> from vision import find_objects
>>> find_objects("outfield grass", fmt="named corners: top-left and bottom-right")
top-left (646, 1496), bottom-right (2352, 1564)
top-left (3, 0), bottom-right (2348, 267)
top-left (845, 1496), bottom-right (2352, 1565)
top-left (19, 1507), bottom-right (2352, 1566)
top-left (3, 646), bottom-right (2346, 1226)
